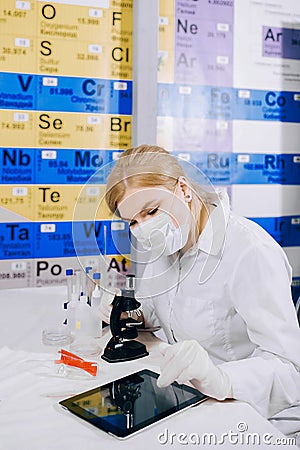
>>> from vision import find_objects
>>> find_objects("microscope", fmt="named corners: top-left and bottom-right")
top-left (101, 274), bottom-right (149, 363)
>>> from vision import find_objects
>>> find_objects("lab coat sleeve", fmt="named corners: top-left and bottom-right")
top-left (219, 241), bottom-right (300, 419)
top-left (140, 297), bottom-right (161, 329)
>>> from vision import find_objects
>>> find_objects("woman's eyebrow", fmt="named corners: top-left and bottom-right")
top-left (118, 200), bottom-right (158, 221)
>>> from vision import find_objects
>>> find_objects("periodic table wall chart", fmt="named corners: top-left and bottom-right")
top-left (0, 0), bottom-right (133, 288)
top-left (0, 0), bottom-right (299, 313)
top-left (157, 0), bottom-right (300, 309)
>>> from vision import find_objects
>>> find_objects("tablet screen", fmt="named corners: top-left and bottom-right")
top-left (59, 369), bottom-right (207, 438)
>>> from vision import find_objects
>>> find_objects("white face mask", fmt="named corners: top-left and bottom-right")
top-left (130, 211), bottom-right (190, 256)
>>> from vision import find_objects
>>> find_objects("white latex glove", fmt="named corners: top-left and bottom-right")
top-left (98, 288), bottom-right (121, 324)
top-left (157, 340), bottom-right (232, 401)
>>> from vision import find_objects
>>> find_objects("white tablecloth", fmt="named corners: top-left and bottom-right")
top-left (0, 287), bottom-right (296, 449)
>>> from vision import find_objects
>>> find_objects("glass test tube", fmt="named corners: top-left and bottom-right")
top-left (66, 268), bottom-right (74, 302)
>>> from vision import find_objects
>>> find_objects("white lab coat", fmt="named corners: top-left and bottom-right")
top-left (135, 189), bottom-right (300, 440)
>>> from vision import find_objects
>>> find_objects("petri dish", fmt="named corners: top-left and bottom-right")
top-left (70, 337), bottom-right (101, 358)
top-left (42, 327), bottom-right (73, 347)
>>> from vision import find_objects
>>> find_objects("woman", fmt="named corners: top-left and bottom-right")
top-left (100, 144), bottom-right (300, 441)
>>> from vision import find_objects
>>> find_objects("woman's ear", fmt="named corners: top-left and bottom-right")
top-left (178, 176), bottom-right (192, 203)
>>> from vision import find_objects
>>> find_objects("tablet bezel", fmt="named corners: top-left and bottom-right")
top-left (59, 368), bottom-right (207, 439)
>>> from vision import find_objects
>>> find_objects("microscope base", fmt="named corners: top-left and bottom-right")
top-left (101, 339), bottom-right (149, 363)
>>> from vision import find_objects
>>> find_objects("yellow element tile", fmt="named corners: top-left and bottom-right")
top-left (36, 184), bottom-right (113, 221)
top-left (37, 36), bottom-right (132, 78)
top-left (0, 185), bottom-right (34, 221)
top-left (0, 185), bottom-right (113, 222)
top-left (0, 110), bottom-right (132, 149)
top-left (0, 33), bottom-right (36, 74)
top-left (37, 2), bottom-right (132, 45)
top-left (0, 1), bottom-right (37, 37)
top-left (158, 0), bottom-right (174, 83)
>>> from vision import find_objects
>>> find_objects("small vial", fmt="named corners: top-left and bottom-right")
top-left (66, 269), bottom-right (74, 302)
top-left (63, 268), bottom-right (74, 325)
top-left (85, 266), bottom-right (93, 302)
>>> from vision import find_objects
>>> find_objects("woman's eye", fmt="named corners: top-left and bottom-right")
top-left (148, 207), bottom-right (159, 216)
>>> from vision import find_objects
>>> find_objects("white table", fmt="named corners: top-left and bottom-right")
top-left (0, 287), bottom-right (296, 449)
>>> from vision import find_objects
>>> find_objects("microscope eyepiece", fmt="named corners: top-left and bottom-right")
top-left (125, 274), bottom-right (135, 291)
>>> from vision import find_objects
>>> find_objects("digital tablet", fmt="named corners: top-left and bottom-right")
top-left (59, 369), bottom-right (207, 439)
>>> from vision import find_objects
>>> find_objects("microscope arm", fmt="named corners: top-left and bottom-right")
top-left (110, 295), bottom-right (124, 338)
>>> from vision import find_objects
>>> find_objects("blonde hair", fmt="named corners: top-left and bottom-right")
top-left (105, 144), bottom-right (210, 245)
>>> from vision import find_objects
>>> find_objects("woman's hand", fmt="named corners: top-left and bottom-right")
top-left (157, 340), bottom-right (232, 401)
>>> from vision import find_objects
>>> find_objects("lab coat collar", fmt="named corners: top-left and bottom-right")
top-left (197, 188), bottom-right (231, 256)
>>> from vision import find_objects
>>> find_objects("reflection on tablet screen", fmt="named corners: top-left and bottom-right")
top-left (60, 369), bottom-right (207, 438)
